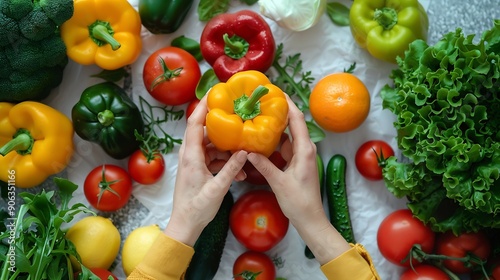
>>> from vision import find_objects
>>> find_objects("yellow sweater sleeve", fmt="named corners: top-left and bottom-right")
top-left (127, 233), bottom-right (194, 280)
top-left (320, 243), bottom-right (381, 280)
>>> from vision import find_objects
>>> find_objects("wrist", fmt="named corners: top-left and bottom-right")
top-left (163, 215), bottom-right (204, 247)
top-left (294, 214), bottom-right (351, 265)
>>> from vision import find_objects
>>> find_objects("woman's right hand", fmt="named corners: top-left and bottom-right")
top-left (247, 96), bottom-right (351, 264)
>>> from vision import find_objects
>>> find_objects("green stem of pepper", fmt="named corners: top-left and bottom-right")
top-left (234, 85), bottom-right (269, 120)
top-left (223, 33), bottom-right (249, 59)
top-left (373, 7), bottom-right (398, 30)
top-left (97, 109), bottom-right (115, 127)
top-left (0, 129), bottom-right (33, 156)
top-left (89, 20), bottom-right (121, 50)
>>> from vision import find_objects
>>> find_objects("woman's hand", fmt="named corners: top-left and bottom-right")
top-left (247, 96), bottom-right (351, 264)
top-left (164, 96), bottom-right (248, 246)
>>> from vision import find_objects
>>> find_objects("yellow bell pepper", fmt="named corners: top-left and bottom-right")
top-left (0, 102), bottom-right (74, 188)
top-left (60, 0), bottom-right (142, 70)
top-left (206, 70), bottom-right (289, 157)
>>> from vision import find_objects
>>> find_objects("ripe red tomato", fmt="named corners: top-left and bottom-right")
top-left (84, 164), bottom-right (133, 212)
top-left (435, 231), bottom-right (491, 274)
top-left (89, 267), bottom-right (118, 280)
top-left (230, 189), bottom-right (289, 252)
top-left (355, 140), bottom-right (395, 181)
top-left (233, 251), bottom-right (276, 280)
top-left (377, 209), bottom-right (435, 267)
top-left (491, 260), bottom-right (500, 280)
top-left (143, 46), bottom-right (201, 106)
top-left (243, 151), bottom-right (287, 186)
top-left (400, 265), bottom-right (449, 280)
top-left (128, 149), bottom-right (165, 185)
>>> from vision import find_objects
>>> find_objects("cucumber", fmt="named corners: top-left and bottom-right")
top-left (325, 154), bottom-right (356, 243)
top-left (305, 154), bottom-right (325, 259)
top-left (185, 191), bottom-right (234, 280)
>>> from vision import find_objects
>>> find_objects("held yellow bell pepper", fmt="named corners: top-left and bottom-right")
top-left (0, 102), bottom-right (74, 188)
top-left (206, 70), bottom-right (289, 157)
top-left (60, 0), bottom-right (142, 70)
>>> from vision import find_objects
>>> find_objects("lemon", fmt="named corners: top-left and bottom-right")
top-left (259, 0), bottom-right (327, 31)
top-left (65, 216), bottom-right (121, 271)
top-left (122, 224), bottom-right (162, 276)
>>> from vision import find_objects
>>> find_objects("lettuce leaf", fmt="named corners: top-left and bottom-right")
top-left (381, 20), bottom-right (500, 235)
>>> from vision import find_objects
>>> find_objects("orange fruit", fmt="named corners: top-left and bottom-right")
top-left (309, 72), bottom-right (370, 133)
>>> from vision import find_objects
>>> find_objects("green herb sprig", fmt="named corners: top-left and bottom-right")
top-left (135, 96), bottom-right (184, 157)
top-left (271, 43), bottom-right (325, 143)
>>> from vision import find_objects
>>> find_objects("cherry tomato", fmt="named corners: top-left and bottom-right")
top-left (491, 259), bottom-right (500, 280)
top-left (143, 46), bottom-right (201, 106)
top-left (233, 251), bottom-right (276, 280)
top-left (84, 164), bottom-right (133, 212)
top-left (377, 209), bottom-right (435, 267)
top-left (89, 268), bottom-right (118, 280)
top-left (400, 265), bottom-right (449, 280)
top-left (230, 189), bottom-right (289, 252)
top-left (436, 231), bottom-right (491, 274)
top-left (355, 140), bottom-right (394, 181)
top-left (186, 98), bottom-right (201, 121)
top-left (128, 149), bottom-right (165, 185)
top-left (243, 151), bottom-right (287, 186)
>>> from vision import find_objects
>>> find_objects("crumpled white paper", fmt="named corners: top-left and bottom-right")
top-left (44, 0), bottom-right (431, 279)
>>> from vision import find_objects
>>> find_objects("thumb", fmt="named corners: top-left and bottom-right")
top-left (247, 152), bottom-right (282, 187)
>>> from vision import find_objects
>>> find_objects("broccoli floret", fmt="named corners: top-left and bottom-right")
top-left (19, 3), bottom-right (57, 41)
top-left (1, 34), bottom-right (68, 102)
top-left (0, 0), bottom-right (73, 102)
top-left (5, 36), bottom-right (67, 71)
top-left (0, 61), bottom-right (67, 103)
top-left (0, 0), bottom-right (33, 20)
top-left (0, 12), bottom-right (21, 47)
top-left (38, 0), bottom-right (74, 26)
top-left (0, 49), bottom-right (10, 78)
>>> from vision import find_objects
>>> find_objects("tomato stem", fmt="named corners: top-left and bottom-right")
top-left (149, 57), bottom-right (183, 91)
top-left (371, 147), bottom-right (387, 168)
top-left (97, 165), bottom-right (122, 207)
top-left (234, 270), bottom-right (262, 280)
top-left (407, 244), bottom-right (489, 279)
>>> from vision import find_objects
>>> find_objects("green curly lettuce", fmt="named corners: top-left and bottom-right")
top-left (380, 20), bottom-right (500, 235)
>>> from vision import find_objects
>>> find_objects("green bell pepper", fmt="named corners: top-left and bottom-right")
top-left (71, 82), bottom-right (145, 159)
top-left (349, 0), bottom-right (428, 64)
top-left (138, 0), bottom-right (194, 34)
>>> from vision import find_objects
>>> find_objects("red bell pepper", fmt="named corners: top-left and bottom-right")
top-left (200, 9), bottom-right (276, 82)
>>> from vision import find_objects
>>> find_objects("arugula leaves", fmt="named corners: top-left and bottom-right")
top-left (271, 43), bottom-right (326, 143)
top-left (0, 178), bottom-right (99, 280)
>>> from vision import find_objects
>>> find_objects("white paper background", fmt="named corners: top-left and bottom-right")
top-left (44, 0), bottom-right (431, 279)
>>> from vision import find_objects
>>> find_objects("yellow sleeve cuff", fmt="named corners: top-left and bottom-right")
top-left (320, 243), bottom-right (380, 280)
top-left (128, 233), bottom-right (195, 280)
